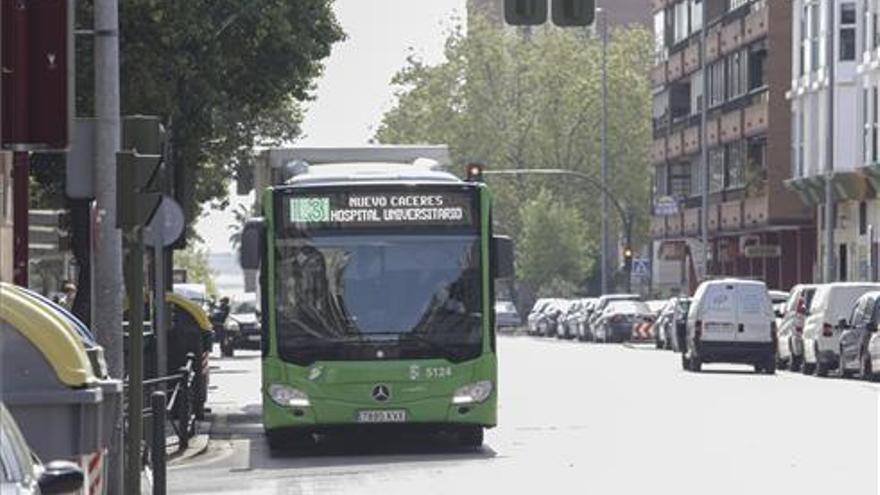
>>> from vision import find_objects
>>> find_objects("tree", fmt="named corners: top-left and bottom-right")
top-left (518, 190), bottom-right (594, 292)
top-left (173, 243), bottom-right (218, 298)
top-left (75, 0), bottom-right (345, 231)
top-left (375, 15), bottom-right (653, 291)
top-left (227, 203), bottom-right (252, 254)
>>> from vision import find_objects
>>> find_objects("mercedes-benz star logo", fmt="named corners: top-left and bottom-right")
top-left (371, 384), bottom-right (391, 402)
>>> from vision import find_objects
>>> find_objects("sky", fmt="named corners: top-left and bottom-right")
top-left (195, 0), bottom-right (466, 255)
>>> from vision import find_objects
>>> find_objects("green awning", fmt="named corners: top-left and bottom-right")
top-left (784, 172), bottom-right (870, 206)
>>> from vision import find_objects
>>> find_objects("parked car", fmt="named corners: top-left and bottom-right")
top-left (559, 299), bottom-right (593, 339)
top-left (586, 294), bottom-right (641, 341)
top-left (802, 283), bottom-right (880, 377)
top-left (495, 300), bottom-right (521, 332)
top-left (593, 300), bottom-right (653, 343)
top-left (653, 301), bottom-right (674, 349)
top-left (683, 279), bottom-right (775, 374)
top-left (224, 293), bottom-right (262, 356)
top-left (775, 284), bottom-right (817, 371)
top-left (863, 318), bottom-right (880, 381)
top-left (574, 298), bottom-right (598, 341)
top-left (544, 299), bottom-right (574, 337)
top-left (838, 291), bottom-right (880, 379)
top-left (1, 403), bottom-right (84, 495)
top-left (527, 299), bottom-right (555, 336)
top-left (669, 297), bottom-right (691, 353)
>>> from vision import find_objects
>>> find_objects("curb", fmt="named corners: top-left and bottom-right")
top-left (167, 421), bottom-right (211, 467)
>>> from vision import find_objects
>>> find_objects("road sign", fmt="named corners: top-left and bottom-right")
top-left (743, 245), bottom-right (782, 258)
top-left (632, 258), bottom-right (650, 276)
top-left (1, 0), bottom-right (72, 150)
top-left (145, 196), bottom-right (184, 247)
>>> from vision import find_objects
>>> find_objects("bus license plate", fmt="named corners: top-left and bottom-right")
top-left (357, 410), bottom-right (407, 423)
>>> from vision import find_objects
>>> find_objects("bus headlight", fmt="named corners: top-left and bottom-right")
top-left (268, 384), bottom-right (311, 408)
top-left (452, 381), bottom-right (493, 405)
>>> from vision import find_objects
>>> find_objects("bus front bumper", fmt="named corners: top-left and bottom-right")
top-left (263, 392), bottom-right (497, 433)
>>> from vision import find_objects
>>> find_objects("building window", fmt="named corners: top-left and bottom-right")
top-left (800, 4), bottom-right (808, 76)
top-left (670, 163), bottom-right (691, 197)
top-left (864, 87), bottom-right (872, 165)
top-left (810, 2), bottom-right (821, 72)
top-left (691, 0), bottom-right (703, 32)
top-left (655, 165), bottom-right (668, 196)
top-left (841, 3), bottom-right (857, 61)
top-left (690, 157), bottom-right (703, 196)
top-left (709, 148), bottom-right (724, 192)
top-left (860, 201), bottom-right (868, 235)
top-left (654, 10), bottom-right (667, 63)
top-left (674, 1), bottom-right (689, 44)
top-left (874, 85), bottom-right (879, 164)
top-left (730, 0), bottom-right (749, 12)
top-left (727, 49), bottom-right (748, 100)
top-left (725, 141), bottom-right (745, 189)
top-left (708, 61), bottom-right (725, 107)
top-left (749, 46), bottom-right (767, 90)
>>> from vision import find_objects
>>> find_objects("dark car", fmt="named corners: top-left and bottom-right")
top-left (495, 300), bottom-right (521, 332)
top-left (838, 291), bottom-right (880, 379)
top-left (594, 300), bottom-right (654, 343)
top-left (227, 296), bottom-right (262, 352)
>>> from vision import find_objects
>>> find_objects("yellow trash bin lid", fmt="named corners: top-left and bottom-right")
top-left (166, 292), bottom-right (211, 332)
top-left (0, 283), bottom-right (96, 388)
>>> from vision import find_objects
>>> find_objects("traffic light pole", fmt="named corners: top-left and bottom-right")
top-left (123, 227), bottom-right (144, 495)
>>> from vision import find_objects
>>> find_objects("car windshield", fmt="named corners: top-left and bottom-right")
top-left (275, 235), bottom-right (481, 357)
top-left (232, 301), bottom-right (257, 314)
top-left (606, 301), bottom-right (650, 315)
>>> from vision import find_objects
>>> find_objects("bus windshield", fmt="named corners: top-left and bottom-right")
top-left (275, 234), bottom-right (482, 363)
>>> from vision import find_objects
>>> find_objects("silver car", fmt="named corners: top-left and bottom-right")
top-left (1, 403), bottom-right (84, 495)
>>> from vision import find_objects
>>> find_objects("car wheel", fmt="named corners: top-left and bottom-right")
top-left (802, 359), bottom-right (815, 375)
top-left (457, 427), bottom-right (484, 448)
top-left (753, 364), bottom-right (764, 373)
top-left (688, 352), bottom-right (702, 372)
top-left (815, 359), bottom-right (828, 378)
top-left (789, 348), bottom-right (802, 373)
top-left (839, 349), bottom-right (853, 379)
top-left (680, 352), bottom-right (689, 371)
top-left (861, 353), bottom-right (877, 382)
top-left (776, 350), bottom-right (788, 371)
top-left (764, 354), bottom-right (776, 375)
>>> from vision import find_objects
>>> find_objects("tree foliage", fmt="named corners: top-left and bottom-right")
top-left (375, 16), bottom-right (653, 293)
top-left (518, 190), bottom-right (594, 290)
top-left (75, 0), bottom-right (345, 230)
top-left (173, 243), bottom-right (218, 298)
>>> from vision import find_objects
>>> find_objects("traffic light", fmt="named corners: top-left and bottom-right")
top-left (504, 0), bottom-right (547, 26)
top-left (552, 0), bottom-right (595, 27)
top-left (623, 245), bottom-right (634, 272)
top-left (465, 163), bottom-right (484, 182)
top-left (117, 116), bottom-right (165, 229)
top-left (116, 151), bottom-right (162, 229)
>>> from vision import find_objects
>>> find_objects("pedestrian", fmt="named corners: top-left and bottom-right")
top-left (61, 281), bottom-right (77, 311)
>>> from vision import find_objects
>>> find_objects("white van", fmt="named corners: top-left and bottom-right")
top-left (684, 279), bottom-right (775, 373)
top-left (802, 282), bottom-right (880, 376)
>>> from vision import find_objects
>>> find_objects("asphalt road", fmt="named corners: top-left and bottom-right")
top-left (169, 337), bottom-right (879, 494)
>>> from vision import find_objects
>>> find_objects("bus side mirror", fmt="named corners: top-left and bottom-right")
top-left (240, 218), bottom-right (265, 270)
top-left (492, 235), bottom-right (515, 279)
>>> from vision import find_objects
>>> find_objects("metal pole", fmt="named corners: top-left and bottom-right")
top-left (125, 228), bottom-right (144, 495)
top-left (12, 152), bottom-right (28, 286)
top-left (151, 391), bottom-right (167, 495)
top-left (699, 0), bottom-right (710, 286)
top-left (600, 7), bottom-right (609, 295)
top-left (94, 1), bottom-right (124, 491)
top-left (153, 235), bottom-right (168, 380)
top-left (824, 0), bottom-right (836, 283)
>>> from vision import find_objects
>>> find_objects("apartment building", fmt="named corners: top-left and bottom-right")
top-left (786, 0), bottom-right (880, 282)
top-left (650, 0), bottom-right (815, 294)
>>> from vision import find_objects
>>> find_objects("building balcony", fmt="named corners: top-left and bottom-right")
top-left (652, 137), bottom-right (667, 164)
top-left (651, 215), bottom-right (667, 237)
top-left (667, 213), bottom-right (683, 236)
top-left (683, 125), bottom-right (700, 155)
top-left (720, 200), bottom-right (742, 231)
top-left (683, 208), bottom-right (701, 235)
top-left (682, 43), bottom-right (700, 76)
top-left (720, 110), bottom-right (742, 144)
top-left (743, 101), bottom-right (769, 137)
top-left (720, 19), bottom-right (743, 56)
top-left (666, 51), bottom-right (683, 83)
top-left (707, 204), bottom-right (720, 233)
top-left (666, 131), bottom-right (683, 160)
top-left (743, 196), bottom-right (769, 226)
top-left (651, 62), bottom-right (668, 87)
top-left (742, 6), bottom-right (769, 44)
top-left (706, 28), bottom-right (721, 63)
top-left (707, 118), bottom-right (720, 147)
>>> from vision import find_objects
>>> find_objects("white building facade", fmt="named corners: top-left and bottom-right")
top-left (788, 0), bottom-right (880, 282)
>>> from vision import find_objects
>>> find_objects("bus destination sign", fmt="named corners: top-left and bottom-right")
top-left (284, 190), bottom-right (475, 230)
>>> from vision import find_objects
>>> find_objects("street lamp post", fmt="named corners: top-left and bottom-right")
top-left (598, 5), bottom-right (610, 296)
top-left (482, 168), bottom-right (634, 293)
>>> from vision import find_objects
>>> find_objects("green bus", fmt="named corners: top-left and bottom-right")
top-left (240, 159), bottom-right (513, 449)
